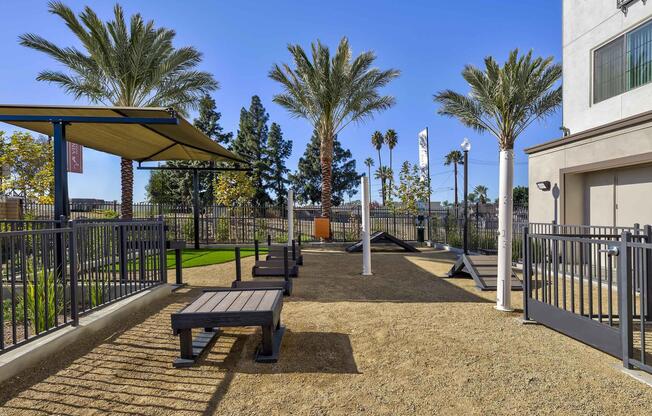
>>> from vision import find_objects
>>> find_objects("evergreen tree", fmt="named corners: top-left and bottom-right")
top-left (291, 131), bottom-right (359, 206)
top-left (146, 94), bottom-right (232, 205)
top-left (232, 96), bottom-right (271, 205)
top-left (265, 123), bottom-right (292, 206)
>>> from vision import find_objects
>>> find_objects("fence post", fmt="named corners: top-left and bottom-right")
top-left (645, 224), bottom-right (652, 320)
top-left (522, 226), bottom-right (530, 321)
top-left (69, 220), bottom-right (79, 326)
top-left (618, 231), bottom-right (633, 369)
top-left (119, 222), bottom-right (128, 284)
top-left (235, 247), bottom-right (241, 282)
top-left (158, 216), bottom-right (166, 284)
top-left (254, 240), bottom-right (260, 261)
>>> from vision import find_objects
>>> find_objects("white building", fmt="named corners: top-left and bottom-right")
top-left (527, 0), bottom-right (652, 227)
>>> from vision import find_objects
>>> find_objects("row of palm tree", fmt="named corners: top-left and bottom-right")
top-left (369, 129), bottom-right (398, 205)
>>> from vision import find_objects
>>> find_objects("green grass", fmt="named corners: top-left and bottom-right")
top-left (166, 248), bottom-right (265, 269)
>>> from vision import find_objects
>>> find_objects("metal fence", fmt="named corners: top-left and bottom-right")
top-left (0, 218), bottom-right (166, 354)
top-left (23, 202), bottom-right (529, 253)
top-left (523, 225), bottom-right (652, 374)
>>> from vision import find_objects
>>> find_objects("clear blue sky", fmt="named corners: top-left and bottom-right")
top-left (0, 0), bottom-right (562, 203)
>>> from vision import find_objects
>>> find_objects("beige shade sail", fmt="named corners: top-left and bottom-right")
top-left (0, 104), bottom-right (246, 163)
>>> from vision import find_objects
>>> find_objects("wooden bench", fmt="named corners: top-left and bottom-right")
top-left (232, 247), bottom-right (292, 295)
top-left (266, 240), bottom-right (303, 265)
top-left (171, 288), bottom-right (284, 367)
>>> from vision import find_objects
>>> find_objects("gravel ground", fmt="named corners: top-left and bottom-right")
top-left (1, 247), bottom-right (651, 415)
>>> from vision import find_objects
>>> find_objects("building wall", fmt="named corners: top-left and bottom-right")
top-left (528, 121), bottom-right (652, 227)
top-left (563, 0), bottom-right (652, 133)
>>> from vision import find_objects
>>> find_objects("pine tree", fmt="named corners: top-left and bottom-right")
top-left (290, 131), bottom-right (359, 206)
top-left (231, 96), bottom-right (271, 205)
top-left (265, 123), bottom-right (292, 206)
top-left (145, 94), bottom-right (232, 205)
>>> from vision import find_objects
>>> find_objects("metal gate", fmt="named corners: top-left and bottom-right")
top-left (523, 226), bottom-right (652, 373)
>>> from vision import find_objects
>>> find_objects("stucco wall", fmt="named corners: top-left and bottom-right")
top-left (563, 0), bottom-right (652, 133)
top-left (528, 121), bottom-right (652, 225)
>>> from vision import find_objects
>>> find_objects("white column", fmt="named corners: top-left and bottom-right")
top-left (496, 149), bottom-right (514, 311)
top-left (361, 176), bottom-right (372, 275)
top-left (287, 189), bottom-right (294, 246)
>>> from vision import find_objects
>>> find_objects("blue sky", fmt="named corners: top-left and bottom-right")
top-left (0, 0), bottom-right (562, 203)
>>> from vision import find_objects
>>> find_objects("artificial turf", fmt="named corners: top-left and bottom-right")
top-left (166, 247), bottom-right (265, 269)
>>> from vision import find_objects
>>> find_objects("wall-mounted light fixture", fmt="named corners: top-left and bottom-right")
top-left (536, 181), bottom-right (551, 191)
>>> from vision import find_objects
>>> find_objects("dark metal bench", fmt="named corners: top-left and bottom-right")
top-left (171, 288), bottom-right (284, 367)
top-left (252, 240), bottom-right (299, 277)
top-left (232, 247), bottom-right (292, 295)
top-left (266, 239), bottom-right (303, 265)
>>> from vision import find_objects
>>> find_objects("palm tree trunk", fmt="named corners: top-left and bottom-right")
top-left (121, 157), bottom-right (133, 219)
top-left (496, 148), bottom-right (514, 311)
top-left (320, 131), bottom-right (334, 219)
top-left (377, 149), bottom-right (384, 206)
top-left (389, 150), bottom-right (393, 200)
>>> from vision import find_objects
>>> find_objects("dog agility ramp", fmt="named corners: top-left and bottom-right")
top-left (345, 231), bottom-right (420, 253)
top-left (448, 254), bottom-right (522, 291)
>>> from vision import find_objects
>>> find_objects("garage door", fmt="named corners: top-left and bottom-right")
top-left (584, 163), bottom-right (652, 227)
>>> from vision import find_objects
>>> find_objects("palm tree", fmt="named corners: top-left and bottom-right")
top-left (434, 49), bottom-right (561, 311)
top-left (269, 37), bottom-right (398, 218)
top-left (371, 130), bottom-right (385, 202)
top-left (363, 157), bottom-right (375, 179)
top-left (444, 150), bottom-right (464, 207)
top-left (20, 2), bottom-right (217, 218)
top-left (374, 166), bottom-right (392, 205)
top-left (473, 185), bottom-right (488, 204)
top-left (384, 129), bottom-right (398, 192)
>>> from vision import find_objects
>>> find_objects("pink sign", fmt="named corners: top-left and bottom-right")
top-left (67, 142), bottom-right (83, 173)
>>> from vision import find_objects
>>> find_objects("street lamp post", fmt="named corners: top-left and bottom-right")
top-left (461, 138), bottom-right (471, 254)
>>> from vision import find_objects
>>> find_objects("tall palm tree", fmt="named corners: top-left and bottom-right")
top-left (384, 129), bottom-right (398, 192)
top-left (434, 49), bottom-right (561, 311)
top-left (371, 130), bottom-right (385, 203)
top-left (473, 185), bottom-right (488, 204)
top-left (444, 150), bottom-right (464, 207)
top-left (20, 2), bottom-right (217, 218)
top-left (269, 37), bottom-right (399, 218)
top-left (374, 166), bottom-right (392, 205)
top-left (363, 157), bottom-right (375, 179)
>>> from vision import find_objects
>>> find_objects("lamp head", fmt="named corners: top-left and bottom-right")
top-left (460, 138), bottom-right (471, 152)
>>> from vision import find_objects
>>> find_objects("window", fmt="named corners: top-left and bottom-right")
top-left (594, 37), bottom-right (625, 103)
top-left (593, 20), bottom-right (652, 103)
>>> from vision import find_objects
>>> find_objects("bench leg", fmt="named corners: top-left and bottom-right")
top-left (261, 324), bottom-right (274, 356)
top-left (179, 329), bottom-right (193, 360)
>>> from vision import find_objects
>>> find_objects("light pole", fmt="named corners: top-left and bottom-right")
top-left (461, 138), bottom-right (471, 254)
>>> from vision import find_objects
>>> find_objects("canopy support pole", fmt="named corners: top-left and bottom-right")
top-left (53, 121), bottom-right (70, 220)
top-left (193, 169), bottom-right (200, 250)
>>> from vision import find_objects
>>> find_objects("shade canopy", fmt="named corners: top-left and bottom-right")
top-left (0, 104), bottom-right (245, 163)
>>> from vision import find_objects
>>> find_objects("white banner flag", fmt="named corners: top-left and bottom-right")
top-left (418, 128), bottom-right (428, 181)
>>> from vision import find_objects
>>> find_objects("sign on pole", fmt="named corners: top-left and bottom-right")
top-left (67, 142), bottom-right (83, 173)
top-left (418, 128), bottom-right (429, 182)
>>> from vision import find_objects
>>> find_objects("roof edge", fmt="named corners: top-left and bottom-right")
top-left (525, 108), bottom-right (652, 154)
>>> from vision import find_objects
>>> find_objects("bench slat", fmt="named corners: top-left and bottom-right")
top-left (182, 292), bottom-right (214, 313)
top-left (195, 291), bottom-right (229, 313)
top-left (241, 290), bottom-right (267, 311)
top-left (212, 290), bottom-right (242, 312)
top-left (258, 290), bottom-right (279, 311)
top-left (227, 290), bottom-right (255, 312)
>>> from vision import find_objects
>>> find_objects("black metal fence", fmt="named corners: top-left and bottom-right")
top-left (523, 225), bottom-right (652, 374)
top-left (23, 202), bottom-right (529, 254)
top-left (0, 218), bottom-right (166, 354)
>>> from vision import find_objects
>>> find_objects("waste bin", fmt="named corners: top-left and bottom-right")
top-left (416, 215), bottom-right (425, 243)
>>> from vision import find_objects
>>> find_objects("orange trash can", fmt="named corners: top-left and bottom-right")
top-left (314, 217), bottom-right (331, 239)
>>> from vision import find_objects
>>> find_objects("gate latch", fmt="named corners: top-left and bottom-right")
top-left (599, 246), bottom-right (620, 256)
